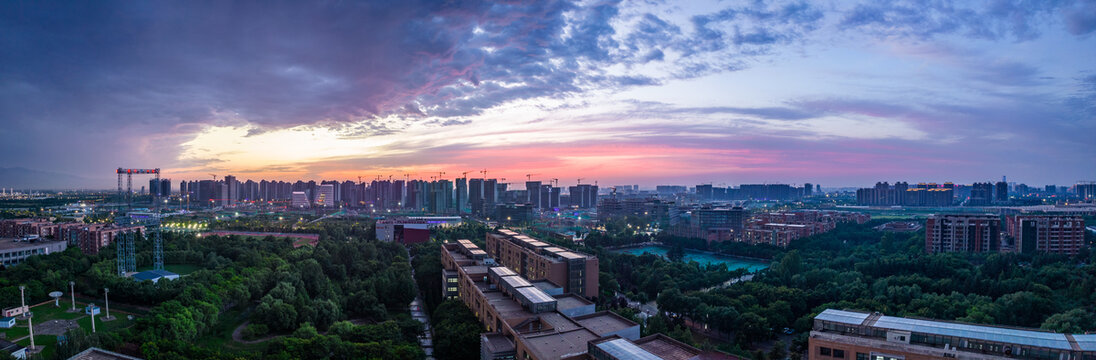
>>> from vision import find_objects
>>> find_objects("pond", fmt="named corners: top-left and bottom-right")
top-left (613, 245), bottom-right (769, 272)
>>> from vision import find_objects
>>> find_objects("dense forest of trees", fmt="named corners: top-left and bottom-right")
top-left (0, 219), bottom-right (426, 360)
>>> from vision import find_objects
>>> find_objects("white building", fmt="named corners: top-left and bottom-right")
top-left (291, 191), bottom-right (310, 208)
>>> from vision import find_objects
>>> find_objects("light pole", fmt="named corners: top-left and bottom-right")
top-left (18, 285), bottom-right (26, 317)
top-left (103, 288), bottom-right (111, 320)
top-left (28, 313), bottom-right (35, 349)
top-left (69, 281), bottom-right (76, 311)
top-left (89, 303), bottom-right (96, 333)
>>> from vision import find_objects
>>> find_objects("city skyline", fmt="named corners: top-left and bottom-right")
top-left (2, 1), bottom-right (1096, 189)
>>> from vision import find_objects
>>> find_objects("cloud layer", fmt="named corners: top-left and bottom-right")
top-left (1, 0), bottom-right (1094, 188)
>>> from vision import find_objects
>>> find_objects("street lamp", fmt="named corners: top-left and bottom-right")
top-left (18, 285), bottom-right (26, 318)
top-left (69, 281), bottom-right (76, 311)
top-left (103, 288), bottom-right (112, 320)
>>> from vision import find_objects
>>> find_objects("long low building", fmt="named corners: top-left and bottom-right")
top-left (442, 236), bottom-right (732, 360)
top-left (1, 237), bottom-right (67, 267)
top-left (810, 309), bottom-right (1096, 360)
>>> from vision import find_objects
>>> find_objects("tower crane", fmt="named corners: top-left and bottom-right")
top-left (526, 173), bottom-right (541, 181)
top-left (438, 172), bottom-right (446, 180)
top-left (480, 169), bottom-right (488, 179)
top-left (577, 178), bottom-right (583, 185)
top-left (209, 174), bottom-right (217, 181)
top-left (551, 178), bottom-right (559, 187)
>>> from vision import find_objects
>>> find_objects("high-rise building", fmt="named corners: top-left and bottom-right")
top-left (317, 184), bottom-right (335, 207)
top-left (968, 182), bottom-right (994, 206)
top-left (1007, 215), bottom-right (1086, 255)
top-left (995, 181), bottom-right (1009, 203)
top-left (568, 184), bottom-right (599, 209)
top-left (1077, 182), bottom-right (1096, 200)
top-left (455, 177), bottom-right (468, 213)
top-left (925, 214), bottom-right (1001, 253)
top-left (223, 175), bottom-right (238, 206)
top-left (469, 178), bottom-right (485, 215)
top-left (525, 181), bottom-right (542, 208)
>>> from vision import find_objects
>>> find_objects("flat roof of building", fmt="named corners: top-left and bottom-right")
top-left (1074, 334), bottom-right (1096, 351)
top-left (816, 309), bottom-right (1077, 351)
top-left (594, 338), bottom-right (662, 360)
top-left (521, 329), bottom-right (599, 360)
top-left (573, 311), bottom-right (637, 337)
top-left (555, 294), bottom-right (593, 310)
top-left (460, 265), bottom-right (490, 276)
top-left (501, 276), bottom-right (533, 289)
top-left (634, 334), bottom-right (705, 360)
top-left (469, 249), bottom-right (487, 256)
top-left (556, 251), bottom-right (586, 260)
top-left (489, 266), bottom-right (518, 278)
top-left (532, 280), bottom-right (562, 292)
top-left (482, 333), bottom-right (516, 354)
top-left (543, 247), bottom-right (567, 253)
top-left (0, 239), bottom-right (63, 251)
top-left (527, 241), bottom-right (551, 247)
top-left (515, 286), bottom-right (556, 305)
top-left (66, 346), bottom-right (144, 360)
top-left (538, 312), bottom-right (584, 333)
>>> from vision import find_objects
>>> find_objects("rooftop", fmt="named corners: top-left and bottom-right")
top-left (573, 311), bottom-right (638, 337)
top-left (0, 238), bottom-right (64, 251)
top-left (522, 329), bottom-right (599, 360)
top-left (555, 294), bottom-right (594, 311)
top-left (66, 347), bottom-right (144, 360)
top-left (815, 309), bottom-right (1082, 351)
top-left (594, 338), bottom-right (662, 360)
top-left (634, 334), bottom-right (705, 360)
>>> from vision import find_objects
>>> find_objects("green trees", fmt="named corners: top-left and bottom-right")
top-left (432, 300), bottom-right (483, 360)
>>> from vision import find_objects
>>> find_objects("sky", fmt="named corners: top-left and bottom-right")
top-left (2, 0), bottom-right (1095, 189)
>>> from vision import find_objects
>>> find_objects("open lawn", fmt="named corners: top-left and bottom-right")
top-left (77, 312), bottom-right (134, 333)
top-left (17, 335), bottom-right (58, 360)
top-left (0, 324), bottom-right (29, 340)
top-left (136, 263), bottom-right (203, 275)
top-left (74, 296), bottom-right (149, 316)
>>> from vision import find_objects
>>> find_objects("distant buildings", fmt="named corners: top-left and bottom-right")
top-left (742, 210), bottom-right (870, 247)
top-left (1006, 215), bottom-right (1086, 255)
top-left (1078, 181), bottom-right (1096, 200)
top-left (811, 309), bottom-right (1096, 360)
top-left (375, 216), bottom-right (462, 244)
top-left (596, 198), bottom-right (671, 222)
top-left (695, 183), bottom-right (811, 201)
top-left (568, 184), bottom-right (599, 209)
top-left (317, 184), bottom-right (335, 207)
top-left (925, 214), bottom-right (1001, 253)
top-left (855, 182), bottom-right (955, 207)
top-left (968, 182), bottom-right (995, 206)
top-left (290, 191), bottom-right (310, 208)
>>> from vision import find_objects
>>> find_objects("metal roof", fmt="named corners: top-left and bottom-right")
top-left (1073, 334), bottom-right (1096, 351)
top-left (814, 309), bottom-right (870, 325)
top-left (872, 316), bottom-right (1073, 351)
top-left (557, 251), bottom-right (585, 260)
top-left (489, 266), bottom-right (518, 277)
top-left (502, 276), bottom-right (533, 289)
top-left (515, 286), bottom-right (556, 305)
top-left (595, 338), bottom-right (662, 360)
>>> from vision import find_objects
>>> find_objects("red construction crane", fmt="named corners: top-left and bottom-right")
top-left (526, 173), bottom-right (540, 181)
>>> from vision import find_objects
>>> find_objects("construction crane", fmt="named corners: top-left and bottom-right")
top-left (480, 169), bottom-right (488, 179)
top-left (461, 171), bottom-right (469, 179)
top-left (525, 173), bottom-right (540, 181)
top-left (577, 178), bottom-right (584, 185)
top-left (357, 176), bottom-right (362, 184)
top-left (551, 178), bottom-right (559, 187)
top-left (209, 173), bottom-right (217, 181)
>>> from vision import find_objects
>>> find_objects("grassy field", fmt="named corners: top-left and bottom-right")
top-left (136, 263), bottom-right (203, 275)
top-left (0, 324), bottom-right (29, 340)
top-left (16, 334), bottom-right (58, 360)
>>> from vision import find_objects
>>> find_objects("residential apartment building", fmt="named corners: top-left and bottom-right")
top-left (486, 229), bottom-right (598, 298)
top-left (810, 309), bottom-right (1096, 360)
top-left (1006, 215), bottom-right (1086, 255)
top-left (925, 214), bottom-right (1001, 254)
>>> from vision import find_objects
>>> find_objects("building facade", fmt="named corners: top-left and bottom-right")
top-left (925, 214), bottom-right (1001, 254)
top-left (486, 229), bottom-right (599, 298)
top-left (1006, 215), bottom-right (1086, 255)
